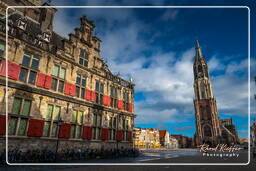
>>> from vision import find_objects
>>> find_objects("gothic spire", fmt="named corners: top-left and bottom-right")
top-left (195, 39), bottom-right (203, 59)
top-left (193, 39), bottom-right (209, 80)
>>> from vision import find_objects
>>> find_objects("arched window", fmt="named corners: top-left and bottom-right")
top-left (204, 125), bottom-right (212, 137)
top-left (200, 82), bottom-right (206, 99)
top-left (79, 49), bottom-right (88, 67)
top-left (198, 65), bottom-right (203, 72)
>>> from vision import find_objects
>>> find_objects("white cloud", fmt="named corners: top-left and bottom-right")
top-left (208, 56), bottom-right (225, 72)
top-left (226, 59), bottom-right (248, 74)
top-left (211, 72), bottom-right (248, 116)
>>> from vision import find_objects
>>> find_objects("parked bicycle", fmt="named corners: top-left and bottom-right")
top-left (4, 146), bottom-right (140, 163)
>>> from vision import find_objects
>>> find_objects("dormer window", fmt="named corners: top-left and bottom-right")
top-left (79, 49), bottom-right (88, 67)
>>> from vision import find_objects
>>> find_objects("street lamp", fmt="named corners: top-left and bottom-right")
top-left (55, 117), bottom-right (64, 162)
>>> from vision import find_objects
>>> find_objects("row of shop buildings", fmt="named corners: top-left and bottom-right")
top-left (132, 127), bottom-right (193, 149)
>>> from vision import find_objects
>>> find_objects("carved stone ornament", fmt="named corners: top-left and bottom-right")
top-left (43, 32), bottom-right (51, 42)
top-left (86, 113), bottom-right (92, 125)
top-left (17, 17), bottom-right (27, 30)
top-left (103, 115), bottom-right (109, 128)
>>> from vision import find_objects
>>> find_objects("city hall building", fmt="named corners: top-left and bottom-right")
top-left (0, 0), bottom-right (135, 151)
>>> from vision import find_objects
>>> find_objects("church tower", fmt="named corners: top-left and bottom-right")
top-left (193, 40), bottom-right (222, 146)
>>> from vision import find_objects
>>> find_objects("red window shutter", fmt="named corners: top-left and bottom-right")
top-left (64, 82), bottom-right (70, 95)
top-left (107, 96), bottom-right (111, 106)
top-left (128, 131), bottom-right (132, 142)
top-left (85, 89), bottom-right (91, 101)
top-left (0, 115), bottom-right (6, 135)
top-left (27, 119), bottom-right (44, 137)
top-left (103, 95), bottom-right (108, 106)
top-left (117, 100), bottom-right (123, 110)
top-left (128, 103), bottom-right (133, 112)
top-left (122, 130), bottom-right (125, 141)
top-left (101, 128), bottom-right (109, 141)
top-left (0, 60), bottom-right (7, 77)
top-left (59, 123), bottom-right (71, 139)
top-left (8, 62), bottom-right (20, 80)
top-left (64, 82), bottom-right (75, 96)
top-left (70, 84), bottom-right (76, 96)
top-left (117, 130), bottom-right (123, 142)
top-left (44, 75), bottom-right (52, 89)
top-left (82, 126), bottom-right (92, 140)
top-left (36, 73), bottom-right (46, 87)
top-left (87, 126), bottom-right (92, 140)
top-left (91, 91), bottom-right (95, 102)
top-left (116, 130), bottom-right (120, 141)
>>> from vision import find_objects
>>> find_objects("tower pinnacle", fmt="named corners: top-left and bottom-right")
top-left (195, 39), bottom-right (203, 58)
top-left (196, 39), bottom-right (200, 48)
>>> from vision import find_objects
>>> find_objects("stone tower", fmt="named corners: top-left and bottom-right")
top-left (193, 40), bottom-right (222, 146)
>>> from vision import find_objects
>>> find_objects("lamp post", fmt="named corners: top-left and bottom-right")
top-left (55, 117), bottom-right (64, 162)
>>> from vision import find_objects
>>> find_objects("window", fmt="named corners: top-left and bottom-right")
top-left (123, 92), bottom-right (129, 111)
top-left (43, 105), bottom-right (61, 137)
top-left (0, 42), bottom-right (5, 58)
top-left (19, 53), bottom-right (40, 85)
top-left (108, 116), bottom-right (117, 140)
top-left (123, 119), bottom-right (129, 141)
top-left (204, 125), bottom-right (212, 137)
top-left (75, 74), bottom-right (86, 99)
top-left (92, 112), bottom-right (102, 140)
top-left (95, 81), bottom-right (104, 105)
top-left (8, 97), bottom-right (31, 136)
top-left (79, 49), bottom-right (88, 67)
top-left (51, 65), bottom-right (66, 93)
top-left (110, 87), bottom-right (118, 108)
top-left (70, 110), bottom-right (83, 139)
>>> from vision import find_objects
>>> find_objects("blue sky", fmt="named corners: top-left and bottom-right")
top-left (50, 0), bottom-right (256, 139)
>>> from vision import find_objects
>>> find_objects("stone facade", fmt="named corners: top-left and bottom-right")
top-left (0, 0), bottom-right (135, 152)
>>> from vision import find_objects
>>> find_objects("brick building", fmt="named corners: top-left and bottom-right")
top-left (159, 130), bottom-right (170, 148)
top-left (0, 0), bottom-right (135, 152)
top-left (172, 134), bottom-right (193, 148)
top-left (220, 118), bottom-right (239, 145)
